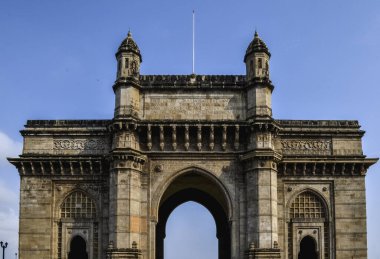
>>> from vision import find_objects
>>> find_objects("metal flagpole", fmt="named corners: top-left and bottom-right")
top-left (192, 10), bottom-right (195, 74)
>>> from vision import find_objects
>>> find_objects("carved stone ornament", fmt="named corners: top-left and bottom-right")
top-left (154, 164), bottom-right (163, 173)
top-left (54, 139), bottom-right (105, 150)
top-left (281, 139), bottom-right (331, 155)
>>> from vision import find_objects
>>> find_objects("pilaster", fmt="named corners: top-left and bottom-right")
top-left (108, 120), bottom-right (146, 259)
top-left (241, 121), bottom-right (282, 256)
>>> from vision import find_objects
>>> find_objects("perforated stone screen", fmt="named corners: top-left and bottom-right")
top-left (290, 192), bottom-right (325, 219)
top-left (61, 191), bottom-right (96, 218)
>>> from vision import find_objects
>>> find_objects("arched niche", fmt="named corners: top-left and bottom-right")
top-left (58, 190), bottom-right (99, 259)
top-left (288, 190), bottom-right (330, 259)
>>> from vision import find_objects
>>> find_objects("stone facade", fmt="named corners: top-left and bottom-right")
top-left (8, 31), bottom-right (377, 259)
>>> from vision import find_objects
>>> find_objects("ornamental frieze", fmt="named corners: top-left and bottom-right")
top-left (54, 139), bottom-right (106, 150)
top-left (281, 139), bottom-right (331, 155)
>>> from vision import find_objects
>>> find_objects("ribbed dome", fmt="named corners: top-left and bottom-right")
top-left (117, 31), bottom-right (142, 61)
top-left (244, 31), bottom-right (270, 62)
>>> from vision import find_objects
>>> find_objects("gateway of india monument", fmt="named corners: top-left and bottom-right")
top-left (8, 31), bottom-right (377, 259)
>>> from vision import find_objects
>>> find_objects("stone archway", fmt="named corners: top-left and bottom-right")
top-left (156, 172), bottom-right (231, 259)
top-left (68, 235), bottom-right (88, 259)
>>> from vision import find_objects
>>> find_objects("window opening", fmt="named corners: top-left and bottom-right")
top-left (258, 58), bottom-right (263, 69)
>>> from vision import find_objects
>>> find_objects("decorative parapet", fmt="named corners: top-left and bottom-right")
top-left (25, 120), bottom-right (111, 128)
top-left (139, 74), bottom-right (246, 89)
top-left (276, 120), bottom-right (360, 128)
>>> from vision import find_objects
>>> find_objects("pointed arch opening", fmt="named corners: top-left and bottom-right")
top-left (156, 171), bottom-right (231, 259)
top-left (298, 235), bottom-right (318, 259)
top-left (68, 235), bottom-right (88, 259)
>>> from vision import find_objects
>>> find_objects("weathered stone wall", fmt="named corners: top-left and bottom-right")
top-left (334, 177), bottom-right (367, 259)
top-left (141, 91), bottom-right (246, 120)
top-left (19, 177), bottom-right (53, 259)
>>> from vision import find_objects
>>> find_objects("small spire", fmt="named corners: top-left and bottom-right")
top-left (254, 30), bottom-right (259, 38)
top-left (128, 30), bottom-right (132, 37)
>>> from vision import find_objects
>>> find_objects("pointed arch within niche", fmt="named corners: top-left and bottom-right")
top-left (298, 235), bottom-right (318, 259)
top-left (58, 190), bottom-right (99, 259)
top-left (156, 170), bottom-right (232, 259)
top-left (68, 235), bottom-right (88, 259)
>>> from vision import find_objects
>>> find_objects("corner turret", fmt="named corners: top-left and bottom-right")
top-left (113, 31), bottom-right (142, 119)
top-left (116, 31), bottom-right (142, 79)
top-left (244, 31), bottom-right (274, 119)
top-left (244, 31), bottom-right (270, 81)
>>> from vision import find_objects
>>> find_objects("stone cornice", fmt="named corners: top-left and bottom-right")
top-left (112, 76), bottom-right (141, 92)
top-left (21, 120), bottom-right (110, 136)
top-left (278, 158), bottom-right (378, 177)
top-left (240, 149), bottom-right (283, 162)
top-left (245, 77), bottom-right (274, 92)
top-left (8, 156), bottom-right (108, 176)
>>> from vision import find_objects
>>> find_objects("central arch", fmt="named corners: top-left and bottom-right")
top-left (156, 171), bottom-right (232, 259)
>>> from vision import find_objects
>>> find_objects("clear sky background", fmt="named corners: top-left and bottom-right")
top-left (0, 0), bottom-right (379, 258)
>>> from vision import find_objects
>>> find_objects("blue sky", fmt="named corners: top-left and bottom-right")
top-left (0, 0), bottom-right (379, 258)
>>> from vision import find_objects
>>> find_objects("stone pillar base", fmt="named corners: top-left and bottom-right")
top-left (106, 248), bottom-right (142, 259)
top-left (245, 248), bottom-right (281, 259)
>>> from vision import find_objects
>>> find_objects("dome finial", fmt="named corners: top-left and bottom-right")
top-left (244, 30), bottom-right (271, 62)
top-left (116, 30), bottom-right (142, 62)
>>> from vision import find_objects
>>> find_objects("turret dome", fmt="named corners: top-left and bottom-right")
top-left (244, 31), bottom-right (270, 62)
top-left (117, 31), bottom-right (142, 62)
